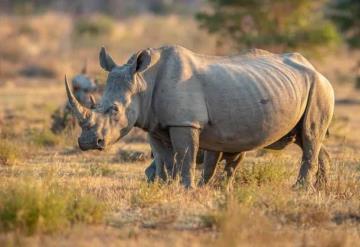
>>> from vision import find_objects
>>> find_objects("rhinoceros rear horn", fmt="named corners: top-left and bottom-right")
top-left (89, 95), bottom-right (96, 109)
top-left (81, 59), bottom-right (87, 74)
top-left (99, 47), bottom-right (116, 72)
top-left (64, 75), bottom-right (91, 123)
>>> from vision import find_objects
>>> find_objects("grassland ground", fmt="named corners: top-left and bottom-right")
top-left (0, 78), bottom-right (359, 246)
top-left (0, 13), bottom-right (359, 247)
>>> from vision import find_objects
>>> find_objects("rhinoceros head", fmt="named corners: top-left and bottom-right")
top-left (71, 72), bottom-right (97, 109)
top-left (65, 47), bottom-right (151, 151)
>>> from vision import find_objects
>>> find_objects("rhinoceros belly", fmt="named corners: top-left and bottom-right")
top-left (198, 62), bottom-right (309, 152)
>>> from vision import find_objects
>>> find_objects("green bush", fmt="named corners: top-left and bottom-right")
top-left (89, 164), bottom-right (116, 177)
top-left (355, 76), bottom-right (360, 89)
top-left (197, 0), bottom-right (340, 52)
top-left (130, 182), bottom-right (165, 208)
top-left (18, 22), bottom-right (36, 36)
top-left (200, 211), bottom-right (225, 229)
top-left (0, 181), bottom-right (104, 235)
top-left (74, 15), bottom-right (115, 37)
top-left (0, 140), bottom-right (21, 166)
top-left (237, 161), bottom-right (289, 186)
top-left (28, 129), bottom-right (61, 147)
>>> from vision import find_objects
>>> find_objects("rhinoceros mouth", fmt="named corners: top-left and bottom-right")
top-left (78, 139), bottom-right (107, 151)
top-left (78, 139), bottom-right (102, 151)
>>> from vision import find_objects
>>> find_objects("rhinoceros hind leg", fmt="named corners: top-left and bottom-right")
top-left (198, 151), bottom-right (223, 186)
top-left (314, 145), bottom-right (331, 190)
top-left (294, 75), bottom-right (333, 190)
top-left (223, 152), bottom-right (245, 191)
top-left (295, 142), bottom-right (321, 191)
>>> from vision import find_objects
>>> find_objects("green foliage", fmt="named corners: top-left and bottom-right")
top-left (329, 0), bottom-right (360, 89)
top-left (74, 15), bottom-right (115, 37)
top-left (0, 140), bottom-right (21, 166)
top-left (65, 192), bottom-right (105, 225)
top-left (28, 129), bottom-right (61, 147)
top-left (200, 211), bottom-right (225, 229)
top-left (130, 182), bottom-right (165, 208)
top-left (0, 181), bottom-right (104, 235)
top-left (236, 160), bottom-right (289, 186)
top-left (148, 0), bottom-right (173, 15)
top-left (329, 0), bottom-right (360, 49)
top-left (17, 22), bottom-right (36, 36)
top-left (356, 76), bottom-right (360, 89)
top-left (329, 115), bottom-right (350, 139)
top-left (89, 164), bottom-right (116, 177)
top-left (234, 187), bottom-right (256, 205)
top-left (197, 0), bottom-right (340, 52)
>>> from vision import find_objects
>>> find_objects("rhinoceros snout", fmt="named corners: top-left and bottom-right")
top-left (78, 134), bottom-right (105, 151)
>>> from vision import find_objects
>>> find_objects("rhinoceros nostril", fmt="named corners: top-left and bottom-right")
top-left (97, 138), bottom-right (104, 147)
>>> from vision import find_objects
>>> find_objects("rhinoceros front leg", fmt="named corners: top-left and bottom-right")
top-left (169, 127), bottom-right (200, 188)
top-left (148, 134), bottom-right (174, 182)
top-left (145, 159), bottom-right (157, 183)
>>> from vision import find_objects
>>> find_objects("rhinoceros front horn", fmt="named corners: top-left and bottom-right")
top-left (64, 75), bottom-right (91, 124)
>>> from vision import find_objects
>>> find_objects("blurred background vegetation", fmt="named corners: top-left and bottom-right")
top-left (0, 0), bottom-right (359, 86)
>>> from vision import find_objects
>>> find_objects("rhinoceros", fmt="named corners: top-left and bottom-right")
top-left (65, 45), bottom-right (334, 189)
top-left (51, 63), bottom-right (99, 134)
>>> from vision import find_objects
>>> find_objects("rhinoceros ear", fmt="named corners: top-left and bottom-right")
top-left (132, 49), bottom-right (151, 74)
top-left (99, 47), bottom-right (117, 72)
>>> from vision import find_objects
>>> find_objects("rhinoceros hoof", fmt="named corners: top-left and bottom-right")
top-left (292, 179), bottom-right (315, 192)
top-left (145, 165), bottom-right (156, 183)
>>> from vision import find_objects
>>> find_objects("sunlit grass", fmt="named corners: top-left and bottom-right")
top-left (0, 139), bottom-right (22, 166)
top-left (0, 179), bottom-right (104, 235)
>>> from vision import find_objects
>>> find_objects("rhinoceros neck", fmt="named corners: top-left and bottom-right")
top-left (133, 69), bottom-right (157, 131)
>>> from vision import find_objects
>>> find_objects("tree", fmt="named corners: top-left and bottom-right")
top-left (196, 0), bottom-right (339, 53)
top-left (328, 0), bottom-right (360, 87)
top-left (329, 0), bottom-right (360, 49)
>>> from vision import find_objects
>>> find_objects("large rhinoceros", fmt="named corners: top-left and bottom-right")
top-left (65, 45), bottom-right (334, 189)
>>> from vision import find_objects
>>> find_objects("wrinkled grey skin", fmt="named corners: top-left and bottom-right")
top-left (145, 125), bottom-right (298, 189)
top-left (145, 121), bottom-right (299, 188)
top-left (51, 65), bottom-right (99, 134)
top-left (65, 45), bottom-right (334, 190)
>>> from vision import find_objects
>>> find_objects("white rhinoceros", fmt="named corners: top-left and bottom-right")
top-left (65, 45), bottom-right (334, 189)
top-left (51, 63), bottom-right (99, 134)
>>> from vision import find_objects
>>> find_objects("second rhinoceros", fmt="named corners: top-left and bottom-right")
top-left (51, 64), bottom-right (99, 134)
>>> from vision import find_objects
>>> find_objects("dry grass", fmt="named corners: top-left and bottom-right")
top-left (0, 13), bottom-right (359, 247)
top-left (0, 178), bottom-right (104, 235)
top-left (0, 82), bottom-right (359, 247)
top-left (0, 140), bottom-right (21, 166)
